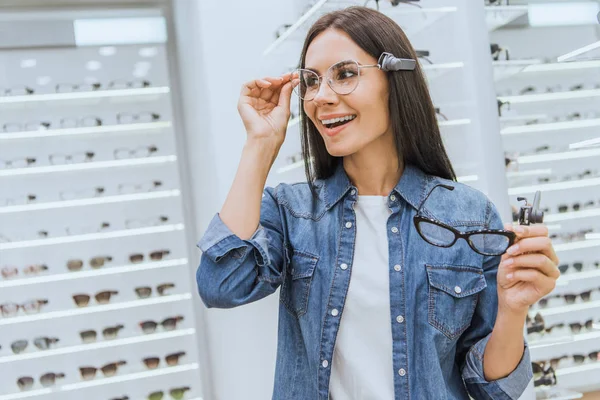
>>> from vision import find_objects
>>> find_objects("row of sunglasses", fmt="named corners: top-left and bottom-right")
top-left (1, 315), bottom-right (186, 354)
top-left (0, 284), bottom-right (178, 317)
top-left (16, 353), bottom-right (187, 390)
top-left (109, 387), bottom-right (192, 400)
top-left (0, 249), bottom-right (173, 280)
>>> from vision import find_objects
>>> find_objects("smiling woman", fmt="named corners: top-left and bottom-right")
top-left (196, 5), bottom-right (560, 400)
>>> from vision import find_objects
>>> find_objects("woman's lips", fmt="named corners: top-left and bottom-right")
top-left (321, 118), bottom-right (355, 137)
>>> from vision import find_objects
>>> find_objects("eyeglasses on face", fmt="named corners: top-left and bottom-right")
top-left (147, 386), bottom-right (191, 400)
top-left (142, 351), bottom-right (187, 369)
top-left (17, 372), bottom-right (64, 390)
top-left (139, 315), bottom-right (184, 334)
top-left (72, 290), bottom-right (119, 307)
top-left (135, 283), bottom-right (175, 299)
top-left (80, 324), bottom-right (125, 343)
top-left (11, 337), bottom-right (59, 354)
top-left (1, 299), bottom-right (48, 317)
top-left (67, 255), bottom-right (112, 271)
top-left (79, 360), bottom-right (126, 380)
top-left (414, 184), bottom-right (516, 256)
top-left (293, 59), bottom-right (381, 101)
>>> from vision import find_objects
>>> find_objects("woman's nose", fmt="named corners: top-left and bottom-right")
top-left (312, 79), bottom-right (337, 105)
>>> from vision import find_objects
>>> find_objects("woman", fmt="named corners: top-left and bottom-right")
top-left (196, 7), bottom-right (559, 400)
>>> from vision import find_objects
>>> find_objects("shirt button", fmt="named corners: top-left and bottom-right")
top-left (398, 369), bottom-right (406, 376)
top-left (345, 222), bottom-right (352, 229)
top-left (331, 309), bottom-right (339, 316)
top-left (454, 286), bottom-right (462, 294)
top-left (396, 315), bottom-right (404, 323)
top-left (340, 263), bottom-right (348, 270)
top-left (322, 360), bottom-right (329, 368)
top-left (351, 189), bottom-right (356, 195)
top-left (391, 227), bottom-right (399, 233)
top-left (390, 195), bottom-right (397, 201)
top-left (394, 264), bottom-right (401, 272)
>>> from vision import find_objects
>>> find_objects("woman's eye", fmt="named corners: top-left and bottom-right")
top-left (337, 70), bottom-right (356, 80)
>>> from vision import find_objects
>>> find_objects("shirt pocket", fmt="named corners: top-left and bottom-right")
top-left (426, 264), bottom-right (487, 340)
top-left (281, 249), bottom-right (319, 318)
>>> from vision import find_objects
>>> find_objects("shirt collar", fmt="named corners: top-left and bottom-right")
top-left (321, 162), bottom-right (436, 211)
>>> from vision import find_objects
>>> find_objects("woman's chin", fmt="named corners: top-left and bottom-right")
top-left (324, 141), bottom-right (357, 158)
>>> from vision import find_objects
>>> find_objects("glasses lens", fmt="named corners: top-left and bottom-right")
top-left (565, 294), bottom-right (576, 304)
top-left (141, 321), bottom-right (157, 334)
top-left (150, 250), bottom-right (170, 261)
top-left (148, 391), bottom-right (164, 400)
top-left (95, 291), bottom-right (116, 304)
top-left (80, 330), bottom-right (97, 343)
top-left (468, 233), bottom-right (510, 256)
top-left (328, 60), bottom-right (360, 95)
top-left (166, 352), bottom-right (185, 366)
top-left (80, 367), bottom-right (97, 380)
top-left (294, 69), bottom-right (319, 100)
top-left (40, 373), bottom-right (60, 387)
top-left (135, 287), bottom-right (152, 299)
top-left (129, 253), bottom-right (144, 263)
top-left (589, 351), bottom-right (599, 361)
top-left (570, 323), bottom-right (582, 333)
top-left (157, 283), bottom-right (175, 296)
top-left (90, 256), bottom-right (107, 268)
top-left (416, 220), bottom-right (456, 247)
top-left (17, 376), bottom-right (34, 390)
top-left (1, 302), bottom-right (18, 316)
top-left (34, 337), bottom-right (57, 350)
top-left (67, 259), bottom-right (84, 271)
top-left (103, 325), bottom-right (123, 339)
top-left (558, 264), bottom-right (569, 274)
top-left (11, 340), bottom-right (28, 354)
top-left (101, 363), bottom-right (118, 377)
top-left (73, 294), bottom-right (90, 307)
top-left (574, 355), bottom-right (585, 364)
top-left (170, 387), bottom-right (190, 400)
top-left (581, 291), bottom-right (592, 302)
top-left (573, 262), bottom-right (584, 271)
top-left (143, 357), bottom-right (160, 369)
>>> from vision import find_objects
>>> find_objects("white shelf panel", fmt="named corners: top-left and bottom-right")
top-left (493, 59), bottom-right (543, 82)
top-left (0, 155), bottom-right (177, 177)
top-left (545, 207), bottom-right (600, 223)
top-left (553, 239), bottom-right (600, 253)
top-left (0, 258), bottom-right (188, 289)
top-left (558, 40), bottom-right (600, 63)
top-left (0, 86), bottom-right (170, 105)
top-left (570, 136), bottom-right (600, 150)
top-left (508, 177), bottom-right (600, 195)
top-left (263, 0), bottom-right (456, 56)
top-left (0, 224), bottom-right (185, 251)
top-left (517, 148), bottom-right (600, 164)
top-left (0, 190), bottom-right (181, 214)
top-left (0, 293), bottom-right (192, 327)
top-left (439, 119), bottom-right (471, 128)
top-left (501, 118), bottom-right (600, 136)
top-left (485, 5), bottom-right (528, 32)
top-left (0, 328), bottom-right (195, 364)
top-left (498, 88), bottom-right (600, 105)
top-left (0, 121), bottom-right (172, 141)
top-left (422, 62), bottom-right (464, 81)
top-left (556, 363), bottom-right (600, 393)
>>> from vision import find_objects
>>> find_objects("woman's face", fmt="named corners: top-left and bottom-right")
top-left (302, 29), bottom-right (392, 157)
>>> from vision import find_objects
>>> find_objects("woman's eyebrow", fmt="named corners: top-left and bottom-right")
top-left (303, 66), bottom-right (321, 73)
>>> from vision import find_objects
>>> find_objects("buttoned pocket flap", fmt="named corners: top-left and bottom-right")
top-left (426, 265), bottom-right (486, 298)
top-left (290, 251), bottom-right (318, 280)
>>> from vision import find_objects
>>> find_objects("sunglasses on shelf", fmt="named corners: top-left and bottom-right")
top-left (135, 283), bottom-right (175, 299)
top-left (125, 215), bottom-right (169, 229)
top-left (1, 299), bottom-right (48, 317)
top-left (2, 264), bottom-right (48, 279)
top-left (116, 111), bottom-right (160, 124)
top-left (532, 362), bottom-right (557, 388)
top-left (72, 291), bottom-right (119, 307)
top-left (148, 387), bottom-right (191, 400)
top-left (0, 193), bottom-right (37, 207)
top-left (0, 157), bottom-right (37, 169)
top-left (67, 255), bottom-right (113, 271)
top-left (1, 85), bottom-right (34, 96)
top-left (49, 151), bottom-right (95, 165)
top-left (142, 351), bottom-right (186, 369)
top-left (60, 186), bottom-right (105, 201)
top-left (113, 145), bottom-right (158, 160)
top-left (17, 372), bottom-right (64, 390)
top-left (79, 360), bottom-right (126, 380)
top-left (117, 180), bottom-right (163, 194)
top-left (80, 324), bottom-right (125, 343)
top-left (140, 316), bottom-right (184, 334)
top-left (11, 337), bottom-right (59, 354)
top-left (129, 249), bottom-right (171, 264)
top-left (526, 313), bottom-right (545, 334)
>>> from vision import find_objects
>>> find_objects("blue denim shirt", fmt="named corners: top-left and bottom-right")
top-left (196, 163), bottom-right (533, 400)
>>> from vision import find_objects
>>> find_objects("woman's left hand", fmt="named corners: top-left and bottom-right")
top-left (496, 223), bottom-right (560, 314)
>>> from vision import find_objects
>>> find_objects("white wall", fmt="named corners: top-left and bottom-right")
top-left (170, 1), bottom-right (295, 399)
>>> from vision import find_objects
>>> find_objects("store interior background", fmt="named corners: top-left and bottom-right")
top-left (1, 0), bottom-right (600, 399)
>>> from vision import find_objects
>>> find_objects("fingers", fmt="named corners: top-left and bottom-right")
top-left (505, 235), bottom-right (559, 265)
top-left (503, 267), bottom-right (557, 294)
top-left (504, 223), bottom-right (549, 240)
top-left (500, 252), bottom-right (560, 279)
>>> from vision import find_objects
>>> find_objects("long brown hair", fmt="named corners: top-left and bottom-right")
top-left (297, 6), bottom-right (456, 194)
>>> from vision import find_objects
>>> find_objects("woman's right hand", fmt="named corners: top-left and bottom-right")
top-left (237, 72), bottom-right (297, 147)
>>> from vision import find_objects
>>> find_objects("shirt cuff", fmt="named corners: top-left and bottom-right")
top-left (197, 213), bottom-right (270, 266)
top-left (462, 333), bottom-right (533, 400)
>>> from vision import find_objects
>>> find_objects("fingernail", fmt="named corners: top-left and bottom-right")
top-left (506, 273), bottom-right (514, 280)
top-left (503, 258), bottom-right (514, 266)
top-left (506, 245), bottom-right (519, 255)
top-left (515, 226), bottom-right (525, 234)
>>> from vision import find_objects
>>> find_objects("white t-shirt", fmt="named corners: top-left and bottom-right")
top-left (329, 195), bottom-right (395, 400)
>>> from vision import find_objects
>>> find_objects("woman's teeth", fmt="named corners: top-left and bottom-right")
top-left (322, 115), bottom-right (356, 128)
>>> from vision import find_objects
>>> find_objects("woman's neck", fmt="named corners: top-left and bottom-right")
top-left (343, 135), bottom-right (403, 196)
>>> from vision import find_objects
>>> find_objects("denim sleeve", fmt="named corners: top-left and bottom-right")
top-left (195, 186), bottom-right (286, 309)
top-left (458, 200), bottom-right (533, 399)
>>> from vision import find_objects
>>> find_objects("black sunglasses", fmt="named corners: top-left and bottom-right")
top-left (413, 184), bottom-right (516, 256)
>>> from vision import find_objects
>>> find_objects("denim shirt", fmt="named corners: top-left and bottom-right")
top-left (196, 163), bottom-right (533, 400)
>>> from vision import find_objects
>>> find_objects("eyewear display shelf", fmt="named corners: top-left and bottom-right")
top-left (264, 0), bottom-right (504, 200)
top-left (490, 1), bottom-right (600, 397)
top-left (0, 7), bottom-right (203, 400)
